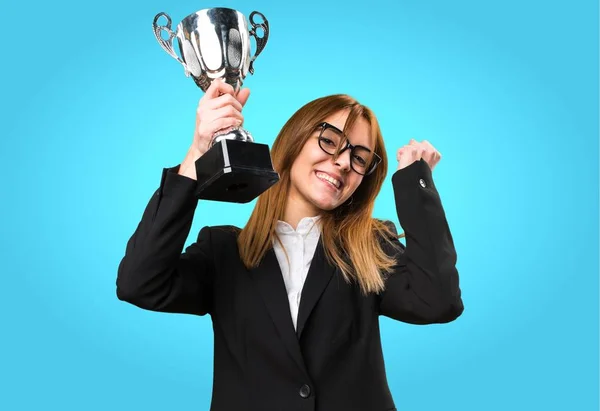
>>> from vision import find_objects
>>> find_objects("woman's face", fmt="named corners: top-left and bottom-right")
top-left (288, 110), bottom-right (373, 213)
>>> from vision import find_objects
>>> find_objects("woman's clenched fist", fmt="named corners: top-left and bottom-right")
top-left (178, 79), bottom-right (251, 180)
top-left (397, 138), bottom-right (441, 172)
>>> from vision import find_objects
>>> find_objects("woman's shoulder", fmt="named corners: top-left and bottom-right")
top-left (206, 225), bottom-right (241, 241)
top-left (371, 218), bottom-right (398, 234)
top-left (371, 218), bottom-right (405, 245)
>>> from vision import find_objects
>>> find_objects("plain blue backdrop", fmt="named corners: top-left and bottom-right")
top-left (1, 0), bottom-right (598, 410)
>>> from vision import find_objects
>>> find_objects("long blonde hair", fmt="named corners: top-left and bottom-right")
top-left (237, 94), bottom-right (404, 295)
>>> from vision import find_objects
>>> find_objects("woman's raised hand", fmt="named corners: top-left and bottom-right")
top-left (178, 79), bottom-right (251, 180)
top-left (396, 139), bottom-right (441, 172)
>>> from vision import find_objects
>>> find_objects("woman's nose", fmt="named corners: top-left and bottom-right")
top-left (334, 149), bottom-right (352, 172)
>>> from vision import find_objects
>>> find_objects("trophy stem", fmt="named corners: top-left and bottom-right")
top-left (211, 127), bottom-right (254, 146)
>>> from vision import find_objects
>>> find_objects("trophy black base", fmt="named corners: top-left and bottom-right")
top-left (194, 139), bottom-right (280, 203)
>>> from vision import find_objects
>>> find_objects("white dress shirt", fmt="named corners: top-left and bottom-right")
top-left (272, 216), bottom-right (322, 331)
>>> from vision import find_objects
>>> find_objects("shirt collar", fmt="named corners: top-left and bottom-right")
top-left (276, 215), bottom-right (322, 237)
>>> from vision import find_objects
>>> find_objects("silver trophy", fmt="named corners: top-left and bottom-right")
top-left (152, 8), bottom-right (279, 203)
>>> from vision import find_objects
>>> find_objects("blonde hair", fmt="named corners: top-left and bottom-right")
top-left (237, 94), bottom-right (404, 295)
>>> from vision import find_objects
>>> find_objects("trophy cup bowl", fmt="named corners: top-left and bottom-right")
top-left (152, 8), bottom-right (279, 203)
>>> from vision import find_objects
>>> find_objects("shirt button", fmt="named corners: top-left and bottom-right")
top-left (299, 384), bottom-right (311, 398)
top-left (419, 178), bottom-right (427, 188)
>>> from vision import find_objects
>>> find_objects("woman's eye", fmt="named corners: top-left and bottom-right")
top-left (321, 138), bottom-right (336, 146)
top-left (353, 155), bottom-right (367, 165)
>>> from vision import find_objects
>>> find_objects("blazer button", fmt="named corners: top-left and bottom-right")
top-left (419, 178), bottom-right (427, 188)
top-left (299, 384), bottom-right (311, 398)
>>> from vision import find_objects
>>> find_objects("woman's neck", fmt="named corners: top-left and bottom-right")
top-left (282, 194), bottom-right (320, 230)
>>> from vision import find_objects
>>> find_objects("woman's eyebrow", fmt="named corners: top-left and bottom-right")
top-left (346, 135), bottom-right (373, 151)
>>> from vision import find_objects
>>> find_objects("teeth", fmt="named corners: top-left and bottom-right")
top-left (316, 172), bottom-right (341, 188)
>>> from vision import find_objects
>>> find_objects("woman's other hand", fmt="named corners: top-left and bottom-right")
top-left (396, 139), bottom-right (441, 172)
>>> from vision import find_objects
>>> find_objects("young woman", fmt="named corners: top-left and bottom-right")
top-left (116, 79), bottom-right (464, 411)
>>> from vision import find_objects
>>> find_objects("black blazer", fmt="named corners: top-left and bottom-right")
top-left (116, 159), bottom-right (464, 411)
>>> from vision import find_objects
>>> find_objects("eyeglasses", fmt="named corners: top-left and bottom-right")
top-left (316, 122), bottom-right (382, 176)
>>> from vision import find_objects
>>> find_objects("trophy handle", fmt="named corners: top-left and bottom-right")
top-left (152, 12), bottom-right (189, 74)
top-left (248, 11), bottom-right (269, 75)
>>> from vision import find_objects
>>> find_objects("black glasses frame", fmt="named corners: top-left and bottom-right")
top-left (316, 122), bottom-right (382, 176)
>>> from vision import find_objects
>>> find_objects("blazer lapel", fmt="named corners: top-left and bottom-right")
top-left (248, 248), bottom-right (308, 377)
top-left (296, 238), bottom-right (336, 339)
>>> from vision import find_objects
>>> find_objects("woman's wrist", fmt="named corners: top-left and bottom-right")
top-left (178, 146), bottom-right (207, 180)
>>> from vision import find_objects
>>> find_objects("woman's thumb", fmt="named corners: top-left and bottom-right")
top-left (236, 88), bottom-right (251, 107)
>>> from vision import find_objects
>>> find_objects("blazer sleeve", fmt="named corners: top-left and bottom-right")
top-left (116, 165), bottom-right (215, 316)
top-left (377, 159), bottom-right (464, 324)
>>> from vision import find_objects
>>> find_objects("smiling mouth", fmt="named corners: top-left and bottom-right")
top-left (315, 171), bottom-right (342, 189)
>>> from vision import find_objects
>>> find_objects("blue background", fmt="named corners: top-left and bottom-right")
top-left (1, 0), bottom-right (598, 410)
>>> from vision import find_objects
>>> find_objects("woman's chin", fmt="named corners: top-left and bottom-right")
top-left (310, 195), bottom-right (341, 212)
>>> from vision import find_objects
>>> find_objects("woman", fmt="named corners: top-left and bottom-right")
top-left (116, 79), bottom-right (464, 411)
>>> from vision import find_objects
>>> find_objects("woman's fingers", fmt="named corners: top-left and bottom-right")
top-left (204, 78), bottom-right (236, 99)
top-left (236, 88), bottom-right (251, 107)
top-left (210, 105), bottom-right (244, 123)
top-left (210, 117), bottom-right (243, 134)
top-left (397, 139), bottom-right (442, 171)
top-left (204, 93), bottom-right (244, 112)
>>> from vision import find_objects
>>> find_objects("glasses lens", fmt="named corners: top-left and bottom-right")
top-left (319, 126), bottom-right (343, 154)
top-left (351, 146), bottom-right (377, 175)
top-left (318, 123), bottom-right (380, 175)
